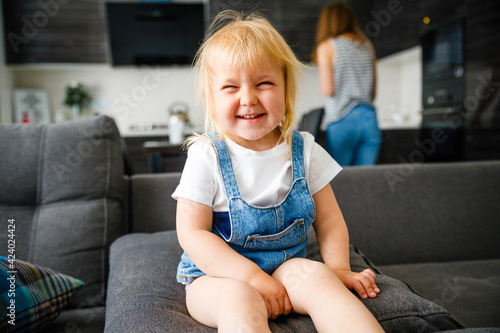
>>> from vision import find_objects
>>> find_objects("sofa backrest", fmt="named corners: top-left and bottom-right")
top-left (130, 173), bottom-right (180, 233)
top-left (332, 161), bottom-right (500, 265)
top-left (0, 116), bottom-right (126, 308)
top-left (131, 161), bottom-right (500, 266)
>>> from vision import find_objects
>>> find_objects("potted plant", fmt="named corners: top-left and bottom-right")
top-left (64, 80), bottom-right (92, 120)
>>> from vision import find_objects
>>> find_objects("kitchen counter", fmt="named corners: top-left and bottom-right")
top-left (379, 122), bottom-right (421, 130)
top-left (121, 129), bottom-right (171, 138)
top-left (121, 127), bottom-right (203, 138)
top-left (121, 122), bottom-right (420, 137)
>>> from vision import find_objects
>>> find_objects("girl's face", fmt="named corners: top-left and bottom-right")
top-left (211, 57), bottom-right (286, 151)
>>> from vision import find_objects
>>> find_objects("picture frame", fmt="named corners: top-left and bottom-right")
top-left (13, 89), bottom-right (51, 124)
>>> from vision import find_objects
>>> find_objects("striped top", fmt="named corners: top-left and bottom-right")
top-left (322, 37), bottom-right (375, 130)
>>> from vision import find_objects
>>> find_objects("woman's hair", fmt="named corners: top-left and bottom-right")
top-left (312, 2), bottom-right (371, 62)
top-left (190, 10), bottom-right (303, 150)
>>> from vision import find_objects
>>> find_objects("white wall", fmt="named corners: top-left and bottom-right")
top-left (6, 46), bottom-right (422, 132)
top-left (13, 64), bottom-right (200, 134)
top-left (296, 65), bottom-right (327, 117)
top-left (374, 46), bottom-right (422, 128)
top-left (11, 64), bottom-right (327, 135)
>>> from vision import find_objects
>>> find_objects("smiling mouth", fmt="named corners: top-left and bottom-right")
top-left (238, 114), bottom-right (264, 119)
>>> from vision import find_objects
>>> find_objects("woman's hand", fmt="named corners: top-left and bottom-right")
top-left (248, 271), bottom-right (292, 319)
top-left (335, 268), bottom-right (380, 299)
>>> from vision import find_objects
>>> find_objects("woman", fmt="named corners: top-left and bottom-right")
top-left (314, 2), bottom-right (381, 166)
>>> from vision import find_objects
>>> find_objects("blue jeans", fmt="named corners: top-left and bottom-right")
top-left (325, 104), bottom-right (381, 166)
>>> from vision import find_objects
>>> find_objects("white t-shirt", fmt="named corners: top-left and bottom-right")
top-left (172, 132), bottom-right (342, 212)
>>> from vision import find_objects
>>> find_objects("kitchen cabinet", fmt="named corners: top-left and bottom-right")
top-left (124, 136), bottom-right (186, 174)
top-left (4, 0), bottom-right (498, 64)
top-left (418, 0), bottom-right (466, 34)
top-left (316, 128), bottom-right (423, 165)
top-left (207, 0), bottom-right (419, 61)
top-left (466, 129), bottom-right (500, 161)
top-left (2, 0), bottom-right (107, 63)
top-left (376, 129), bottom-right (422, 164)
top-left (368, 0), bottom-right (420, 59)
top-left (419, 0), bottom-right (500, 161)
top-left (208, 0), bottom-right (371, 62)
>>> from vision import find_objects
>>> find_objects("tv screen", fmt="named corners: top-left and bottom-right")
top-left (105, 2), bottom-right (206, 66)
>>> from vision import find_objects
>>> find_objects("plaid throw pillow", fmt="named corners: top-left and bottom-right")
top-left (0, 256), bottom-right (84, 333)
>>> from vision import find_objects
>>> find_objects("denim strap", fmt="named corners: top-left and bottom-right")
top-left (205, 132), bottom-right (241, 199)
top-left (291, 130), bottom-right (305, 180)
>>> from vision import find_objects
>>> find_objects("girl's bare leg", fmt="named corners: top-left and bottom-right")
top-left (272, 258), bottom-right (384, 333)
top-left (186, 275), bottom-right (271, 333)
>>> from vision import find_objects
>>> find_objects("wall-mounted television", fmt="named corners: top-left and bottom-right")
top-left (105, 2), bottom-right (206, 66)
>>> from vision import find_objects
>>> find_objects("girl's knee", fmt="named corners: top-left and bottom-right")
top-left (187, 277), bottom-right (269, 332)
top-left (224, 279), bottom-right (261, 299)
top-left (219, 279), bottom-right (266, 311)
top-left (274, 258), bottom-right (341, 291)
top-left (218, 280), bottom-right (269, 331)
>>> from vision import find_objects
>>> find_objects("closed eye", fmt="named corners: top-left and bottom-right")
top-left (222, 85), bottom-right (238, 90)
top-left (258, 81), bottom-right (273, 86)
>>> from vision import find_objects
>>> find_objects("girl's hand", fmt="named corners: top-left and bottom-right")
top-left (335, 268), bottom-right (380, 299)
top-left (248, 271), bottom-right (292, 319)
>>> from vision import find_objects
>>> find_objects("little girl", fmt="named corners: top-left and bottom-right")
top-left (173, 10), bottom-right (384, 333)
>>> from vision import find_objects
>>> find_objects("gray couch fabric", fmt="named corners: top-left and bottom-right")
top-left (106, 161), bottom-right (500, 332)
top-left (106, 230), bottom-right (463, 333)
top-left (42, 307), bottom-right (107, 333)
top-left (0, 116), bottom-right (126, 313)
top-left (129, 173), bottom-right (179, 233)
top-left (331, 162), bottom-right (500, 265)
top-left (382, 259), bottom-right (500, 328)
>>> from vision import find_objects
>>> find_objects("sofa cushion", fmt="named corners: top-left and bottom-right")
top-left (0, 257), bottom-right (83, 332)
top-left (307, 229), bottom-right (463, 332)
top-left (0, 116), bottom-right (126, 308)
top-left (380, 259), bottom-right (500, 328)
top-left (41, 307), bottom-right (106, 333)
top-left (443, 329), bottom-right (500, 333)
top-left (105, 230), bottom-right (463, 332)
top-left (105, 232), bottom-right (318, 332)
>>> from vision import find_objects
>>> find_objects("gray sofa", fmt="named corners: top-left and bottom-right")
top-left (1, 116), bottom-right (499, 332)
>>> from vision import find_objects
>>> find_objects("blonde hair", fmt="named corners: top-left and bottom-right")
top-left (187, 10), bottom-right (303, 151)
top-left (312, 2), bottom-right (372, 62)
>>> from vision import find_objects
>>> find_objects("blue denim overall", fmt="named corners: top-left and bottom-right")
top-left (176, 130), bottom-right (316, 284)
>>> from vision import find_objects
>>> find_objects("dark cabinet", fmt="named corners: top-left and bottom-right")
top-left (2, 0), bottom-right (107, 63)
top-left (124, 136), bottom-right (186, 174)
top-left (420, 0), bottom-right (500, 160)
top-left (466, 129), bottom-right (500, 161)
top-left (418, 0), bottom-right (466, 34)
top-left (207, 0), bottom-right (420, 61)
top-left (368, 0), bottom-right (420, 59)
top-left (376, 129), bottom-right (421, 164)
top-left (4, 0), bottom-right (499, 64)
